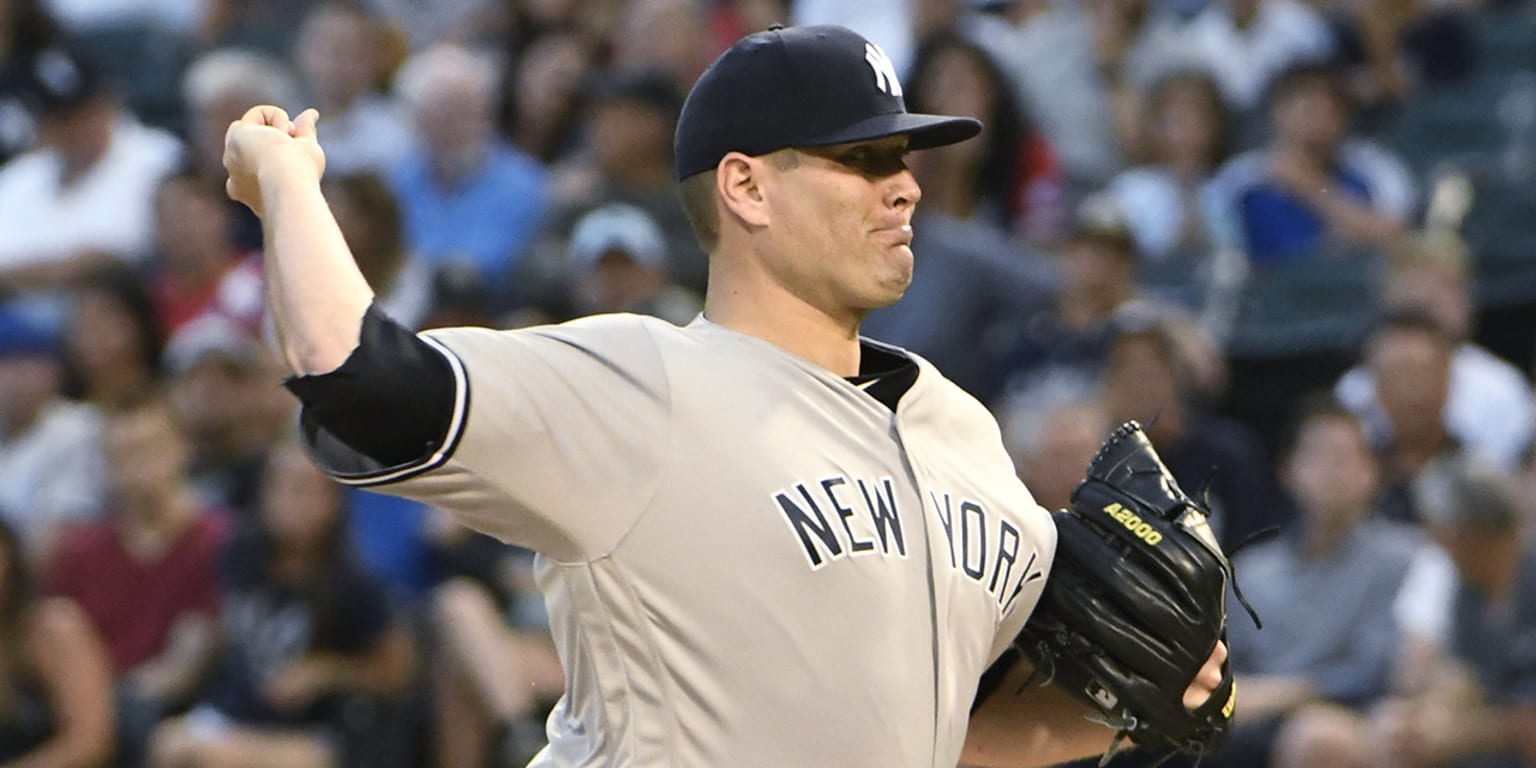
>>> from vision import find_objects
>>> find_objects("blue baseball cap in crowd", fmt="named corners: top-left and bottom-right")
top-left (673, 24), bottom-right (982, 180)
top-left (0, 307), bottom-right (60, 360)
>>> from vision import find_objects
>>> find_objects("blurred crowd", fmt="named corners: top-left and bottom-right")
top-left (2, 0), bottom-right (1536, 766)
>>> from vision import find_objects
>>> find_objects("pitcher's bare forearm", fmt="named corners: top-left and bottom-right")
top-left (257, 157), bottom-right (373, 375)
top-left (963, 661), bottom-right (1116, 767)
top-left (224, 106), bottom-right (373, 375)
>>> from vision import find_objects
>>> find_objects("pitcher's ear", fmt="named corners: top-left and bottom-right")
top-left (717, 152), bottom-right (772, 230)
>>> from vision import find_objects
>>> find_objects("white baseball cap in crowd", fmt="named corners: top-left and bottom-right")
top-left (569, 203), bottom-right (668, 272)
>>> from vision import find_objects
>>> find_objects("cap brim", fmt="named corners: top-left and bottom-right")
top-left (797, 112), bottom-right (982, 151)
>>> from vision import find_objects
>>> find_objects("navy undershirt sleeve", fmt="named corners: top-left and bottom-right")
top-left (283, 305), bottom-right (457, 467)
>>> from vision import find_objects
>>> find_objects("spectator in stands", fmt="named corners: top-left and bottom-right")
top-left (369, 0), bottom-right (504, 50)
top-left (1324, 0), bottom-right (1476, 109)
top-left (390, 44), bottom-right (548, 310)
top-left (999, 395), bottom-right (1112, 513)
top-left (566, 203), bottom-right (700, 325)
top-left (181, 47), bottom-right (299, 254)
top-left (609, 0), bottom-right (713, 99)
top-left (1098, 310), bottom-right (1279, 552)
top-left (199, 0), bottom-right (326, 54)
top-left (323, 172), bottom-right (433, 330)
top-left (38, 0), bottom-right (203, 128)
top-left (998, 193), bottom-right (1150, 404)
top-left (1172, 0), bottom-right (1336, 112)
top-left (49, 395), bottom-right (228, 768)
top-left (962, 0), bottom-right (1185, 191)
top-left (0, 309), bottom-right (103, 562)
top-left (0, 45), bottom-right (182, 301)
top-left (421, 262), bottom-right (505, 331)
top-left (1388, 523), bottom-right (1458, 723)
top-left (1519, 441), bottom-right (1536, 526)
top-left (64, 264), bottom-right (163, 410)
top-left (491, 0), bottom-right (592, 48)
top-left (147, 439), bottom-right (416, 768)
top-left (1203, 61), bottom-right (1414, 265)
top-left (502, 28), bottom-right (594, 166)
top-left (0, 515), bottom-right (114, 767)
top-left (428, 515), bottom-right (563, 768)
top-left (545, 70), bottom-right (702, 293)
top-left (1357, 460), bottom-right (1536, 768)
top-left (904, 31), bottom-right (1065, 243)
top-left (150, 170), bottom-right (264, 338)
top-left (165, 316), bottom-right (288, 520)
top-left (293, 3), bottom-right (411, 177)
top-left (0, 0), bottom-right (61, 165)
top-left (1208, 397), bottom-right (1421, 768)
top-left (41, 0), bottom-right (205, 39)
top-left (1105, 70), bottom-right (1235, 263)
top-left (1367, 309), bottom-right (1465, 524)
top-left (1080, 0), bottom-right (1200, 163)
top-left (1336, 231), bottom-right (1535, 472)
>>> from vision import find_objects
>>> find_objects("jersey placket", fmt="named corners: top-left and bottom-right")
top-left (889, 400), bottom-right (958, 768)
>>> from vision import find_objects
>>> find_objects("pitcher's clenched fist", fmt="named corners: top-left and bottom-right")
top-left (223, 106), bottom-right (325, 217)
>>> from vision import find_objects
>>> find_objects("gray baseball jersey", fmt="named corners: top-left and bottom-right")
top-left (305, 313), bottom-right (1057, 767)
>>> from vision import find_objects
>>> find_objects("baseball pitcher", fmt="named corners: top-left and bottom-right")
top-left (223, 24), bottom-right (1231, 768)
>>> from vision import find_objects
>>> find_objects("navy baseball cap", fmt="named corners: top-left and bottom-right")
top-left (674, 25), bottom-right (982, 180)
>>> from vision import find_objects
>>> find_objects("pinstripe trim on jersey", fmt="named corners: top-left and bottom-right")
top-left (329, 332), bottom-right (471, 488)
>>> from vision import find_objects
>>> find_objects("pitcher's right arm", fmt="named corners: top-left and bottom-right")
top-left (223, 105), bottom-right (453, 470)
top-left (223, 105), bottom-right (372, 375)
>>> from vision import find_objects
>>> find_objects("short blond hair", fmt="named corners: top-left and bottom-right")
top-left (678, 172), bottom-right (719, 253)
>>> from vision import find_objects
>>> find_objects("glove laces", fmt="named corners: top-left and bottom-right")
top-left (1228, 525), bottom-right (1279, 631)
top-left (1194, 471), bottom-right (1274, 632)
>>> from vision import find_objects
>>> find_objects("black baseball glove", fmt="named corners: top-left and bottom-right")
top-left (1011, 420), bottom-right (1257, 763)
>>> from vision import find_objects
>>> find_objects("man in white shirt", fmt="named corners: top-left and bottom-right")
top-left (1335, 232), bottom-right (1535, 472)
top-left (0, 45), bottom-right (182, 299)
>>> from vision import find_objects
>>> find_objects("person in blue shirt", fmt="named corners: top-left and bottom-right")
top-left (389, 44), bottom-right (548, 312)
top-left (1203, 62), bottom-right (1414, 265)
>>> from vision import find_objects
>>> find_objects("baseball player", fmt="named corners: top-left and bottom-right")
top-left (223, 25), bottom-right (1226, 767)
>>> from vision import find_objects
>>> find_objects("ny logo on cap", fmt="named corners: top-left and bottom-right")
top-left (864, 42), bottom-right (902, 98)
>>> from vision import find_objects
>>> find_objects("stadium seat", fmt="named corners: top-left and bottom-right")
top-left (1224, 249), bottom-right (1385, 359)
